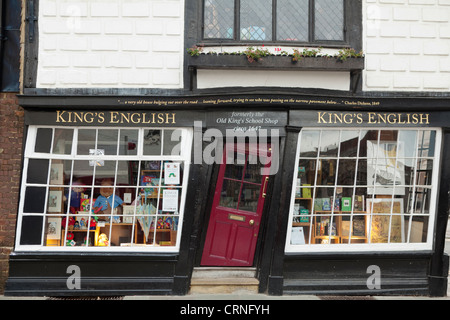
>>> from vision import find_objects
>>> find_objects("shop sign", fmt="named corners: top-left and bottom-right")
top-left (207, 111), bottom-right (287, 133)
top-left (290, 111), bottom-right (445, 127)
top-left (25, 110), bottom-right (203, 127)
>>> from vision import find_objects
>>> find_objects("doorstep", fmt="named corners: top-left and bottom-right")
top-left (189, 267), bottom-right (259, 295)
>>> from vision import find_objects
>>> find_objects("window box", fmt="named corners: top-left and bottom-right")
top-left (188, 53), bottom-right (365, 72)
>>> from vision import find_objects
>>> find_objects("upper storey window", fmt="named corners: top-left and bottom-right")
top-left (203, 0), bottom-right (345, 44)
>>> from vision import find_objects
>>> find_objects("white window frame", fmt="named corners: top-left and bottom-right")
top-left (285, 127), bottom-right (442, 253)
top-left (15, 125), bottom-right (193, 253)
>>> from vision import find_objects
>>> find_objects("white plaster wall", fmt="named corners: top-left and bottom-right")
top-left (37, 0), bottom-right (184, 89)
top-left (364, 0), bottom-right (450, 91)
top-left (197, 70), bottom-right (350, 91)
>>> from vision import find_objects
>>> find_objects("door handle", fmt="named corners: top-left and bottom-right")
top-left (262, 177), bottom-right (269, 198)
top-left (249, 219), bottom-right (255, 226)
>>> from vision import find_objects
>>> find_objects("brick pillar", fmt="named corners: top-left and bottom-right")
top-left (0, 93), bottom-right (24, 294)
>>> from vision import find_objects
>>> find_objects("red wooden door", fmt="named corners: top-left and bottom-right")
top-left (201, 144), bottom-right (271, 267)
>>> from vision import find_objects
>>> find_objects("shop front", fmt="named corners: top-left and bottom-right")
top-left (5, 93), bottom-right (450, 297)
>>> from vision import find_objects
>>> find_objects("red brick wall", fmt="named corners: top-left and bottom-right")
top-left (0, 93), bottom-right (24, 293)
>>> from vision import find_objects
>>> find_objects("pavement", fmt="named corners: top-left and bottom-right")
top-left (2, 224), bottom-right (450, 302)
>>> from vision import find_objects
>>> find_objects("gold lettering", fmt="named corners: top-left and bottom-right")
top-left (157, 113), bottom-right (165, 124)
top-left (73, 112), bottom-right (83, 123)
top-left (420, 113), bottom-right (429, 124)
top-left (98, 112), bottom-right (105, 123)
top-left (318, 112), bottom-right (327, 124)
top-left (56, 111), bottom-right (66, 123)
top-left (140, 113), bottom-right (150, 124)
top-left (110, 111), bottom-right (120, 124)
top-left (411, 114), bottom-right (419, 124)
top-left (84, 112), bottom-right (94, 123)
top-left (343, 113), bottom-right (353, 124)
top-left (356, 114), bottom-right (363, 124)
top-left (167, 113), bottom-right (176, 124)
top-left (377, 114), bottom-right (386, 124)
top-left (334, 113), bottom-right (343, 124)
top-left (387, 114), bottom-right (396, 124)
top-left (397, 114), bottom-right (406, 124)
top-left (120, 112), bottom-right (130, 124)
top-left (131, 113), bottom-right (140, 124)
top-left (368, 113), bottom-right (376, 124)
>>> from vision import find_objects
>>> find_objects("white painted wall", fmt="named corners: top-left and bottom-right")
top-left (197, 70), bottom-right (350, 91)
top-left (364, 0), bottom-right (450, 91)
top-left (37, 0), bottom-right (185, 89)
top-left (36, 0), bottom-right (450, 92)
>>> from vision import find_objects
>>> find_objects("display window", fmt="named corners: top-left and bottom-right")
top-left (286, 128), bottom-right (441, 252)
top-left (17, 126), bottom-right (192, 252)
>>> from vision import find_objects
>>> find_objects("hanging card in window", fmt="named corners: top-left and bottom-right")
top-left (162, 189), bottom-right (178, 212)
top-left (164, 162), bottom-right (180, 185)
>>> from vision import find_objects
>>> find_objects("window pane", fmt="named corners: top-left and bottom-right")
top-left (204, 0), bottom-right (234, 39)
top-left (239, 183), bottom-right (260, 212)
top-left (163, 129), bottom-right (181, 156)
top-left (97, 129), bottom-right (118, 156)
top-left (20, 216), bottom-right (43, 245)
top-left (23, 187), bottom-right (46, 213)
top-left (339, 131), bottom-right (360, 157)
top-left (77, 129), bottom-right (96, 155)
top-left (319, 130), bottom-right (339, 157)
top-left (47, 188), bottom-right (64, 214)
top-left (243, 155), bottom-right (263, 183)
top-left (418, 130), bottom-right (436, 157)
top-left (220, 179), bottom-right (240, 209)
top-left (337, 159), bottom-right (356, 185)
top-left (73, 160), bottom-right (94, 186)
top-left (35, 128), bottom-right (52, 153)
top-left (50, 160), bottom-right (71, 186)
top-left (240, 0), bottom-right (272, 41)
top-left (117, 161), bottom-right (139, 186)
top-left (277, 0), bottom-right (308, 41)
top-left (143, 130), bottom-right (162, 155)
top-left (408, 216), bottom-right (428, 243)
top-left (27, 159), bottom-right (49, 184)
top-left (300, 131), bottom-right (320, 157)
top-left (119, 129), bottom-right (138, 156)
top-left (398, 131), bottom-right (417, 158)
top-left (315, 0), bottom-right (344, 41)
top-left (94, 160), bottom-right (117, 185)
top-left (52, 129), bottom-right (73, 155)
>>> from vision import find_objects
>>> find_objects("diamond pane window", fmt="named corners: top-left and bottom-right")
top-left (203, 0), bottom-right (346, 43)
top-left (204, 0), bottom-right (234, 39)
top-left (277, 0), bottom-right (309, 42)
top-left (315, 0), bottom-right (344, 41)
top-left (240, 0), bottom-right (272, 41)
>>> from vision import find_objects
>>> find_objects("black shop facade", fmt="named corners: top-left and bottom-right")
top-left (5, 92), bottom-right (450, 297)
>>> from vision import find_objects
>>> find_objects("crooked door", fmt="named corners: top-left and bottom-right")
top-left (201, 143), bottom-right (271, 267)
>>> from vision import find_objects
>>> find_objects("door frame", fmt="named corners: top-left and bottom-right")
top-left (196, 142), bottom-right (274, 268)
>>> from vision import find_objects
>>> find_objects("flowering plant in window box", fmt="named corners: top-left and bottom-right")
top-left (187, 46), bottom-right (365, 72)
